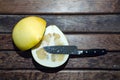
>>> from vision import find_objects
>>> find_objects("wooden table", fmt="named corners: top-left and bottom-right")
top-left (0, 0), bottom-right (120, 80)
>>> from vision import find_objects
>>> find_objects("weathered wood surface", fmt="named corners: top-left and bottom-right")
top-left (0, 15), bottom-right (120, 33)
top-left (0, 51), bottom-right (120, 69)
top-left (0, 0), bottom-right (120, 79)
top-left (0, 14), bottom-right (120, 79)
top-left (0, 70), bottom-right (120, 80)
top-left (0, 34), bottom-right (120, 50)
top-left (0, 0), bottom-right (120, 14)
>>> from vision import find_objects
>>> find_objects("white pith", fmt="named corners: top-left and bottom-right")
top-left (31, 25), bottom-right (69, 67)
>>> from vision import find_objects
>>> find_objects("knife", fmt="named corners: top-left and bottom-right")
top-left (44, 46), bottom-right (107, 56)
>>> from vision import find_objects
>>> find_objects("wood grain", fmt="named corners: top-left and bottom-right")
top-left (0, 51), bottom-right (120, 69)
top-left (0, 0), bottom-right (120, 79)
top-left (0, 70), bottom-right (120, 80)
top-left (0, 34), bottom-right (120, 50)
top-left (0, 15), bottom-right (120, 33)
top-left (0, 0), bottom-right (120, 14)
top-left (67, 34), bottom-right (120, 50)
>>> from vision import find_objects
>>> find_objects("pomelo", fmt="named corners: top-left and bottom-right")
top-left (31, 25), bottom-right (69, 67)
top-left (12, 16), bottom-right (46, 51)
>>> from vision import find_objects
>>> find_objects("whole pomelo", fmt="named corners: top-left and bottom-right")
top-left (12, 16), bottom-right (46, 51)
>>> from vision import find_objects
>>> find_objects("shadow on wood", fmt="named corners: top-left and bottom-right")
top-left (32, 57), bottom-right (69, 73)
top-left (16, 50), bottom-right (32, 58)
top-left (13, 41), bottom-right (32, 58)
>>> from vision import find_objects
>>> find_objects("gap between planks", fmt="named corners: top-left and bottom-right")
top-left (0, 69), bottom-right (120, 73)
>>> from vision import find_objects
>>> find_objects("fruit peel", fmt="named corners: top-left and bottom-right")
top-left (12, 16), bottom-right (46, 51)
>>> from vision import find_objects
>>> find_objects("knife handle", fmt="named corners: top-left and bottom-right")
top-left (78, 49), bottom-right (107, 56)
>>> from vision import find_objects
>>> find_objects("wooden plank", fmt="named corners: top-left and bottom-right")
top-left (67, 34), bottom-right (120, 50)
top-left (0, 15), bottom-right (120, 33)
top-left (0, 0), bottom-right (120, 14)
top-left (0, 34), bottom-right (13, 50)
top-left (0, 51), bottom-right (120, 69)
top-left (0, 34), bottom-right (120, 50)
top-left (0, 70), bottom-right (120, 80)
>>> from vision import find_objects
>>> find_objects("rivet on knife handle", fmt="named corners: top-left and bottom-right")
top-left (78, 49), bottom-right (107, 56)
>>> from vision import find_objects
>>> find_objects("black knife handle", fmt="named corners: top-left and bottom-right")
top-left (79, 49), bottom-right (107, 56)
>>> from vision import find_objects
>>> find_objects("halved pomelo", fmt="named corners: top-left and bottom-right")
top-left (31, 25), bottom-right (69, 67)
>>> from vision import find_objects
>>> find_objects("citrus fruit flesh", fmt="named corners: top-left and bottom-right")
top-left (31, 25), bottom-right (69, 67)
top-left (12, 16), bottom-right (46, 51)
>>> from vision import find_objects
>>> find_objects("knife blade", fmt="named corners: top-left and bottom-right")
top-left (44, 46), bottom-right (107, 56)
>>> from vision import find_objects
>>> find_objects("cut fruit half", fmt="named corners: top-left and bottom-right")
top-left (31, 25), bottom-right (69, 68)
